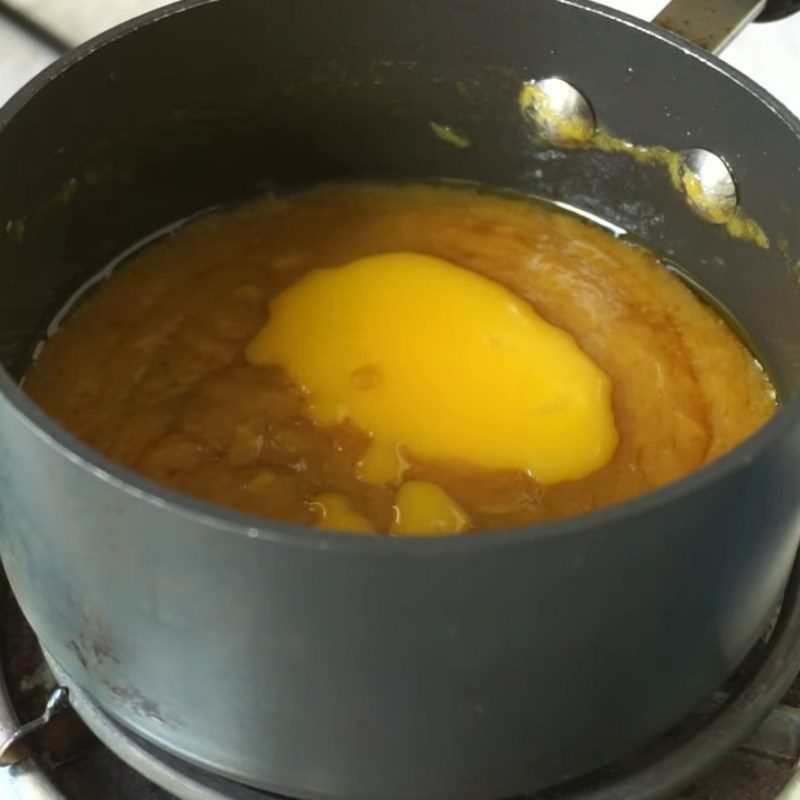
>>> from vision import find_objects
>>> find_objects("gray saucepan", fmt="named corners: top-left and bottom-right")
top-left (2, 1), bottom-right (800, 798)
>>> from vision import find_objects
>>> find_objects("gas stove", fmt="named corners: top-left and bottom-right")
top-left (2, 2), bottom-right (800, 799)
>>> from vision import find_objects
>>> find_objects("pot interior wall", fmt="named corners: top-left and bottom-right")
top-left (1, 0), bottom-right (800, 395)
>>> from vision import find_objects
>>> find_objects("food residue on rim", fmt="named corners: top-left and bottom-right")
top-left (430, 121), bottom-right (472, 149)
top-left (517, 81), bottom-right (769, 248)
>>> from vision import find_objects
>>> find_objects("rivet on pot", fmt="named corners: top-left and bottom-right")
top-left (519, 77), bottom-right (596, 146)
top-left (679, 148), bottom-right (738, 224)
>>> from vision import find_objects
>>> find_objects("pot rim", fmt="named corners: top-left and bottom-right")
top-left (1, 0), bottom-right (799, 554)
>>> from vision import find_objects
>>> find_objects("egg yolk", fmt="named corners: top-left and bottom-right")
top-left (391, 481), bottom-right (470, 536)
top-left (310, 493), bottom-right (374, 532)
top-left (311, 483), bottom-right (468, 536)
top-left (246, 252), bottom-right (617, 491)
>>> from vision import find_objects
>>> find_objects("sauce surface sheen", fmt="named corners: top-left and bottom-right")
top-left (24, 183), bottom-right (776, 534)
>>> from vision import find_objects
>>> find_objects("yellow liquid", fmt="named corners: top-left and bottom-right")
top-left (246, 252), bottom-right (618, 486)
top-left (24, 183), bottom-right (776, 534)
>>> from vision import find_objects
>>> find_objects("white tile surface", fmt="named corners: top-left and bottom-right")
top-left (1, 0), bottom-right (800, 116)
top-left (0, 0), bottom-right (168, 105)
top-left (0, 18), bottom-right (53, 105)
top-left (5, 0), bottom-right (167, 44)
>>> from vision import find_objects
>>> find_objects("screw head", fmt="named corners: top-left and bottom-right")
top-left (679, 149), bottom-right (738, 224)
top-left (519, 77), bottom-right (596, 146)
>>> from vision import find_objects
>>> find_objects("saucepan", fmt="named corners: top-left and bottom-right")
top-left (1, 1), bottom-right (800, 798)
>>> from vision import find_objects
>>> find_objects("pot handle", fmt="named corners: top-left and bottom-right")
top-left (758, 0), bottom-right (800, 20)
top-left (653, 0), bottom-right (800, 55)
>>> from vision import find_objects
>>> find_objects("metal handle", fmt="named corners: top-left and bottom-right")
top-left (654, 0), bottom-right (800, 54)
top-left (653, 0), bottom-right (768, 54)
